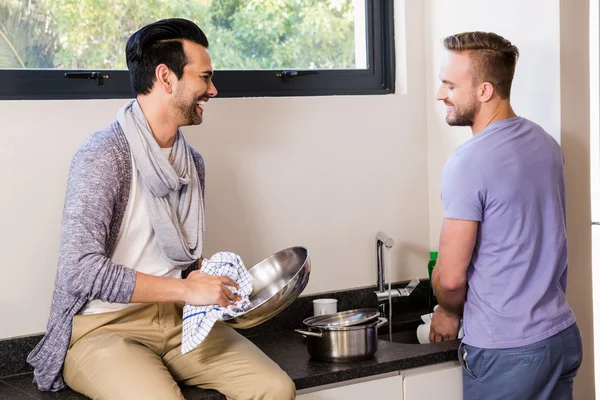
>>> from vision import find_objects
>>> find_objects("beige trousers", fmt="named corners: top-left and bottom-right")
top-left (63, 303), bottom-right (295, 400)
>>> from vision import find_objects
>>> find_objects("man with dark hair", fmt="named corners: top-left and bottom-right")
top-left (27, 18), bottom-right (295, 399)
top-left (429, 31), bottom-right (582, 399)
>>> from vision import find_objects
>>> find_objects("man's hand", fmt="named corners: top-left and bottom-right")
top-left (183, 270), bottom-right (241, 307)
top-left (429, 306), bottom-right (460, 343)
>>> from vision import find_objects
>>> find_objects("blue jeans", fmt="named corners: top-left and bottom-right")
top-left (459, 323), bottom-right (583, 400)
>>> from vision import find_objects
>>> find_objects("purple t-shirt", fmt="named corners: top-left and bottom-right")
top-left (441, 116), bottom-right (575, 348)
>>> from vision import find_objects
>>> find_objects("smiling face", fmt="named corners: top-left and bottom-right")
top-left (171, 40), bottom-right (218, 126)
top-left (435, 50), bottom-right (481, 127)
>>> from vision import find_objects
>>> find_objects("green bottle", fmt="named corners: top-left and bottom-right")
top-left (428, 251), bottom-right (438, 311)
top-left (428, 251), bottom-right (438, 280)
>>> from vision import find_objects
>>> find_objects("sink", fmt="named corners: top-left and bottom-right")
top-left (378, 320), bottom-right (421, 344)
top-left (379, 329), bottom-right (420, 344)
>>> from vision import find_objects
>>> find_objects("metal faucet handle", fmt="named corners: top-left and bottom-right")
top-left (375, 278), bottom-right (420, 302)
top-left (397, 278), bottom-right (420, 296)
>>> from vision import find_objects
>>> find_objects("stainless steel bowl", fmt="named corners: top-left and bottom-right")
top-left (224, 246), bottom-right (311, 329)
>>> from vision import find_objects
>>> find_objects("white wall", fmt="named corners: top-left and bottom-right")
top-left (424, 0), bottom-right (595, 398)
top-left (0, 0), bottom-right (431, 339)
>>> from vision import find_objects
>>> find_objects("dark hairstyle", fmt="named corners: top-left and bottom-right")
top-left (443, 31), bottom-right (519, 99)
top-left (125, 18), bottom-right (209, 95)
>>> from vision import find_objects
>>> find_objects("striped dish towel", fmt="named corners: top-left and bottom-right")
top-left (181, 252), bottom-right (253, 354)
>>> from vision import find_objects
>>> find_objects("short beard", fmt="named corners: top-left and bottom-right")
top-left (447, 101), bottom-right (479, 127)
top-left (175, 96), bottom-right (202, 126)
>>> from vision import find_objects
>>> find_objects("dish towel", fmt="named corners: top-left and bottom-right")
top-left (181, 252), bottom-right (253, 354)
top-left (416, 305), bottom-right (464, 344)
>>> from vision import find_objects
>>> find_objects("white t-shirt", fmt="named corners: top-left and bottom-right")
top-left (82, 147), bottom-right (181, 315)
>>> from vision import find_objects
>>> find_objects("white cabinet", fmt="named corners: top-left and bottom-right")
top-left (295, 361), bottom-right (462, 400)
top-left (296, 372), bottom-right (403, 400)
top-left (401, 361), bottom-right (463, 400)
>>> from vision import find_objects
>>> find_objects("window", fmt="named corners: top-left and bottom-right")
top-left (0, 0), bottom-right (394, 100)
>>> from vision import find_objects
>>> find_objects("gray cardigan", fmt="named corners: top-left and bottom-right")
top-left (27, 122), bottom-right (205, 391)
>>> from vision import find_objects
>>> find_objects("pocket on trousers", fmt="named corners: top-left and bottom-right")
top-left (459, 343), bottom-right (487, 381)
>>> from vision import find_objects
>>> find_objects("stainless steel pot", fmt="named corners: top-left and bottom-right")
top-left (295, 317), bottom-right (388, 363)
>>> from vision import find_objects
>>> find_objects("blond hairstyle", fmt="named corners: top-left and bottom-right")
top-left (443, 31), bottom-right (519, 99)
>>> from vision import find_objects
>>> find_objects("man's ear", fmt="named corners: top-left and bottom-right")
top-left (155, 64), bottom-right (173, 94)
top-left (479, 82), bottom-right (494, 103)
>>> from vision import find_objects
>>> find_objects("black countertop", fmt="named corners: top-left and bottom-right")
top-left (0, 280), bottom-right (454, 399)
top-left (0, 330), bottom-right (459, 399)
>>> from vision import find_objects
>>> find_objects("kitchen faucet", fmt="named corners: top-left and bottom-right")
top-left (374, 231), bottom-right (420, 340)
top-left (376, 231), bottom-right (394, 292)
top-left (374, 231), bottom-right (420, 303)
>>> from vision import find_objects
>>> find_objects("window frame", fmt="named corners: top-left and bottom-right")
top-left (0, 0), bottom-right (395, 100)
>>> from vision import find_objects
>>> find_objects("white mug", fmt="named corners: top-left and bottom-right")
top-left (313, 298), bottom-right (338, 316)
top-left (416, 323), bottom-right (431, 344)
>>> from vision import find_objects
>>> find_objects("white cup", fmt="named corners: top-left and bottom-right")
top-left (417, 323), bottom-right (431, 344)
top-left (313, 298), bottom-right (338, 316)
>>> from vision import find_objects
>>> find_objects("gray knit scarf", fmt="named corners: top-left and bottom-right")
top-left (117, 99), bottom-right (205, 267)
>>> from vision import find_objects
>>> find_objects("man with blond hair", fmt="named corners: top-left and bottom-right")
top-left (429, 31), bottom-right (582, 399)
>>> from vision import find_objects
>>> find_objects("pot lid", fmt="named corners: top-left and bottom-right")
top-left (302, 308), bottom-right (380, 328)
